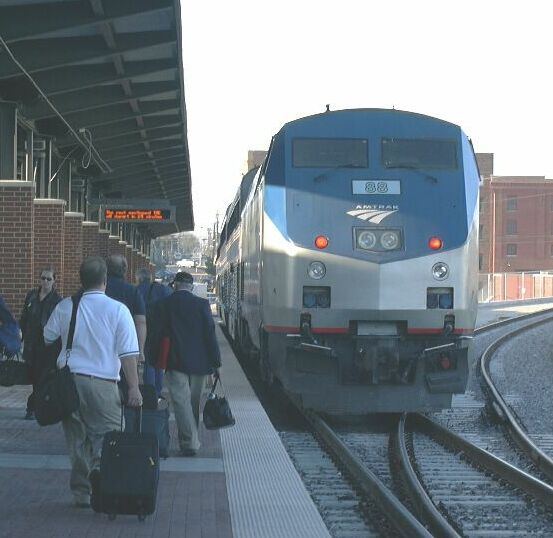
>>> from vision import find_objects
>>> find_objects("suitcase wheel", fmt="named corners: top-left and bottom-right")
top-left (108, 513), bottom-right (116, 521)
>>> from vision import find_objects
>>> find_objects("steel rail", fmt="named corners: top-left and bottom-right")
top-left (411, 413), bottom-right (553, 509)
top-left (304, 410), bottom-right (432, 538)
top-left (480, 315), bottom-right (553, 483)
top-left (395, 414), bottom-right (460, 537)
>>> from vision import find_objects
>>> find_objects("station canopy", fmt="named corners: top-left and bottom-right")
top-left (0, 0), bottom-right (193, 235)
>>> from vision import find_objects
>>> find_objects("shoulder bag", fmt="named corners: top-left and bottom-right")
top-left (203, 375), bottom-right (235, 430)
top-left (34, 295), bottom-right (81, 426)
top-left (0, 350), bottom-right (29, 387)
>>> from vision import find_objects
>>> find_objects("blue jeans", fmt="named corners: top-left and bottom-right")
top-left (143, 364), bottom-right (164, 397)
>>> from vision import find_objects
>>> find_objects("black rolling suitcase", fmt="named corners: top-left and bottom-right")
top-left (96, 407), bottom-right (160, 521)
top-left (124, 402), bottom-right (170, 458)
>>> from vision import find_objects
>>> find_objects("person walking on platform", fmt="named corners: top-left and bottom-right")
top-left (105, 254), bottom-right (146, 381)
top-left (20, 268), bottom-right (62, 420)
top-left (135, 267), bottom-right (172, 397)
top-left (162, 271), bottom-right (221, 456)
top-left (44, 257), bottom-right (142, 508)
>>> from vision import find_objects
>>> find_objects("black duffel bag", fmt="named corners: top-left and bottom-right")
top-left (0, 353), bottom-right (29, 387)
top-left (203, 375), bottom-right (235, 430)
top-left (35, 295), bottom-right (81, 426)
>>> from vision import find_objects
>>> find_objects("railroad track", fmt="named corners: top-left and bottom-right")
top-left (398, 413), bottom-right (553, 536)
top-left (302, 409), bottom-right (553, 537)
top-left (480, 311), bottom-right (553, 483)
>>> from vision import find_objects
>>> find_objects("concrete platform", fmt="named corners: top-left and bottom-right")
top-left (476, 298), bottom-right (553, 327)
top-left (0, 326), bottom-right (329, 538)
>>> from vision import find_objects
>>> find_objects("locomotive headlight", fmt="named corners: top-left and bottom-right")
top-left (308, 261), bottom-right (326, 280)
top-left (380, 230), bottom-right (400, 250)
top-left (432, 262), bottom-right (449, 280)
top-left (357, 230), bottom-right (377, 250)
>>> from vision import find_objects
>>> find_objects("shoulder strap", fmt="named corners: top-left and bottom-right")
top-left (66, 294), bottom-right (82, 354)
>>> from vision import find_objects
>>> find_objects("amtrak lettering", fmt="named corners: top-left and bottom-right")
top-left (347, 204), bottom-right (399, 224)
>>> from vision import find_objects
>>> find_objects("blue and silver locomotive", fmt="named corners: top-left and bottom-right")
top-left (217, 109), bottom-right (479, 415)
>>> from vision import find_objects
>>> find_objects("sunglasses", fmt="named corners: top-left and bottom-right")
top-left (40, 276), bottom-right (53, 281)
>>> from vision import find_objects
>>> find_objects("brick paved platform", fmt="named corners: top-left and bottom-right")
top-left (0, 385), bottom-right (231, 538)
top-left (0, 326), bottom-right (330, 538)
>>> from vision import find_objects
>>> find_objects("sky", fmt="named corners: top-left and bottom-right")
top-left (180, 0), bottom-right (552, 235)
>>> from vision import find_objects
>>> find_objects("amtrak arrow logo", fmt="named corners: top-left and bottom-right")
top-left (347, 205), bottom-right (398, 224)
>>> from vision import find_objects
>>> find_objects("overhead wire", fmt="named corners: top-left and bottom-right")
top-left (0, 33), bottom-right (112, 176)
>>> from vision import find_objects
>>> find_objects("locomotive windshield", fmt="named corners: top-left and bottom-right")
top-left (292, 138), bottom-right (368, 168)
top-left (382, 138), bottom-right (457, 169)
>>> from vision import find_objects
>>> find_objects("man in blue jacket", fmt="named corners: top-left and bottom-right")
top-left (163, 271), bottom-right (221, 456)
top-left (135, 267), bottom-right (172, 396)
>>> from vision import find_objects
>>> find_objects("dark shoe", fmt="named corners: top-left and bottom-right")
top-left (74, 500), bottom-right (90, 509)
top-left (24, 410), bottom-right (34, 420)
top-left (89, 469), bottom-right (102, 513)
top-left (180, 448), bottom-right (198, 457)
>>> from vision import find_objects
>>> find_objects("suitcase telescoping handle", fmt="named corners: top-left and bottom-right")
top-left (120, 403), bottom-right (142, 433)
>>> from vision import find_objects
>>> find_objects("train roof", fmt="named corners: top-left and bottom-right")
top-left (277, 108), bottom-right (462, 134)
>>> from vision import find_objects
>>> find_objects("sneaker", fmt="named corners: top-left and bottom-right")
top-left (74, 500), bottom-right (90, 509)
top-left (89, 469), bottom-right (102, 512)
top-left (24, 410), bottom-right (34, 420)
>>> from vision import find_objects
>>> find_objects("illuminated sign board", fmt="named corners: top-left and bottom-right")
top-left (101, 207), bottom-right (174, 223)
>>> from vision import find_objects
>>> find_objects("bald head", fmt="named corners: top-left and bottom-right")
top-left (106, 254), bottom-right (127, 278)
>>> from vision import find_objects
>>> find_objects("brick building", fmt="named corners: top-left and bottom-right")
top-left (477, 154), bottom-right (553, 273)
top-left (245, 150), bottom-right (267, 173)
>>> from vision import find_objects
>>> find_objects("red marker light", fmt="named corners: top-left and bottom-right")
top-left (428, 237), bottom-right (443, 250)
top-left (315, 235), bottom-right (329, 249)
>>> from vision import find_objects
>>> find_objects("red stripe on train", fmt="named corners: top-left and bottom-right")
top-left (264, 326), bottom-right (473, 336)
top-left (264, 326), bottom-right (349, 334)
top-left (407, 328), bottom-right (474, 335)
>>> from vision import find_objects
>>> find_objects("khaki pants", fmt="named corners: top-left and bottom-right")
top-left (62, 375), bottom-right (121, 504)
top-left (165, 370), bottom-right (206, 452)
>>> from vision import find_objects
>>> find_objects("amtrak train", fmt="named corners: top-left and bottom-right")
top-left (217, 109), bottom-right (479, 415)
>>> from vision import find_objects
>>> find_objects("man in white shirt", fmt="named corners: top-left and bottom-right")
top-left (44, 256), bottom-right (143, 508)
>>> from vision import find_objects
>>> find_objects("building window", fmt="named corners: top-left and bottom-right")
top-left (506, 244), bottom-right (517, 256)
top-left (550, 244), bottom-right (553, 257)
top-left (550, 198), bottom-right (553, 212)
top-left (479, 253), bottom-right (483, 270)
top-left (479, 196), bottom-right (485, 211)
top-left (506, 220), bottom-right (517, 235)
top-left (506, 196), bottom-right (517, 210)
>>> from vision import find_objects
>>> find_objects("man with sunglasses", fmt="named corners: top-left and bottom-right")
top-left (20, 268), bottom-right (62, 419)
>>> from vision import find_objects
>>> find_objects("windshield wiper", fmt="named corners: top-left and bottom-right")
top-left (313, 164), bottom-right (362, 182)
top-left (385, 164), bottom-right (438, 184)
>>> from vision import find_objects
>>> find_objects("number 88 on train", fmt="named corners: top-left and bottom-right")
top-left (217, 108), bottom-right (479, 415)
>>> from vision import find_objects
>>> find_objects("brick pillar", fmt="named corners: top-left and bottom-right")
top-left (34, 198), bottom-right (65, 294)
top-left (107, 235), bottom-right (121, 256)
top-left (82, 221), bottom-right (99, 260)
top-left (132, 249), bottom-right (140, 279)
top-left (0, 180), bottom-right (34, 314)
top-left (98, 229), bottom-right (110, 259)
top-left (63, 212), bottom-right (84, 296)
top-left (125, 244), bottom-right (133, 283)
top-left (135, 252), bottom-right (143, 272)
